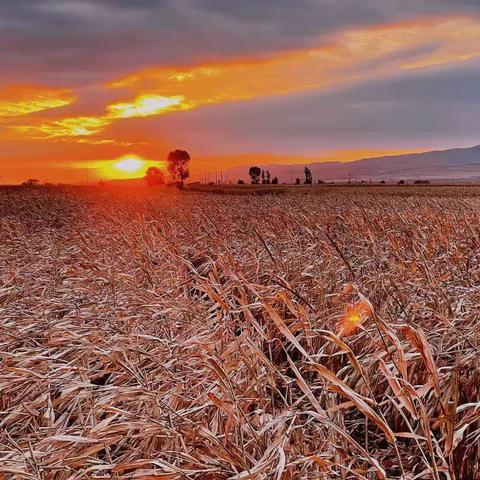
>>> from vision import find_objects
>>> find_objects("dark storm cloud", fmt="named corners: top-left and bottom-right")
top-left (123, 62), bottom-right (480, 153)
top-left (1, 0), bottom-right (479, 86)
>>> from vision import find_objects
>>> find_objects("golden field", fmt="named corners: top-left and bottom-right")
top-left (1, 185), bottom-right (480, 479)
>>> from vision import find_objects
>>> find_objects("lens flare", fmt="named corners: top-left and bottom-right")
top-left (340, 300), bottom-right (371, 335)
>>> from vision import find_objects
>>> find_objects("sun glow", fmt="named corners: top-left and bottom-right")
top-left (114, 156), bottom-right (145, 173)
top-left (73, 155), bottom-right (165, 181)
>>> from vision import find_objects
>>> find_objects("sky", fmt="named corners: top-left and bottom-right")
top-left (1, 0), bottom-right (480, 183)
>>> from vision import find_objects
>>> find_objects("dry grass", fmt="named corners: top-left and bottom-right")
top-left (1, 186), bottom-right (480, 479)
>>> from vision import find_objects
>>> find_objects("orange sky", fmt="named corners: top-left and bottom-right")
top-left (1, 10), bottom-right (480, 183)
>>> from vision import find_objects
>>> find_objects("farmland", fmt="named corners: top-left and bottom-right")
top-left (1, 185), bottom-right (480, 479)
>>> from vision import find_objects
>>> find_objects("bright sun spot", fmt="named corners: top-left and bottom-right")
top-left (115, 156), bottom-right (144, 173)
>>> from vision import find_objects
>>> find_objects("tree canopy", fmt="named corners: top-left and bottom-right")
top-left (167, 150), bottom-right (191, 189)
top-left (248, 166), bottom-right (261, 184)
top-left (144, 167), bottom-right (165, 186)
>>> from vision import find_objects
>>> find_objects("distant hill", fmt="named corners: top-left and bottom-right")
top-left (226, 144), bottom-right (480, 183)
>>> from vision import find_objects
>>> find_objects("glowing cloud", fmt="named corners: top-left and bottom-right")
top-left (108, 94), bottom-right (189, 118)
top-left (11, 95), bottom-right (189, 140)
top-left (14, 117), bottom-right (110, 139)
top-left (0, 86), bottom-right (73, 118)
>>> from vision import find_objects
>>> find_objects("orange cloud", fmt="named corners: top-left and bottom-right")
top-left (112, 16), bottom-right (480, 103)
top-left (0, 86), bottom-right (74, 118)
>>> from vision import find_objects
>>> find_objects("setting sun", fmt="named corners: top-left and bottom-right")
top-left (115, 156), bottom-right (145, 173)
top-left (75, 154), bottom-right (166, 181)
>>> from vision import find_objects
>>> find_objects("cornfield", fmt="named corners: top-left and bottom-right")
top-left (2, 186), bottom-right (480, 479)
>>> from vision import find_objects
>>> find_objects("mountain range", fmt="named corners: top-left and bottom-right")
top-left (225, 144), bottom-right (480, 183)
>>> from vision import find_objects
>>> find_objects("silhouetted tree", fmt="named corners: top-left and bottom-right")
top-left (261, 169), bottom-right (266, 184)
top-left (380, 180), bottom-right (386, 184)
top-left (304, 167), bottom-right (312, 184)
top-left (167, 149), bottom-right (190, 189)
top-left (272, 177), bottom-right (279, 185)
top-left (266, 170), bottom-right (271, 184)
top-left (237, 179), bottom-right (245, 185)
top-left (144, 167), bottom-right (165, 186)
top-left (397, 179), bottom-right (405, 185)
top-left (248, 166), bottom-right (261, 184)
top-left (295, 178), bottom-right (301, 185)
